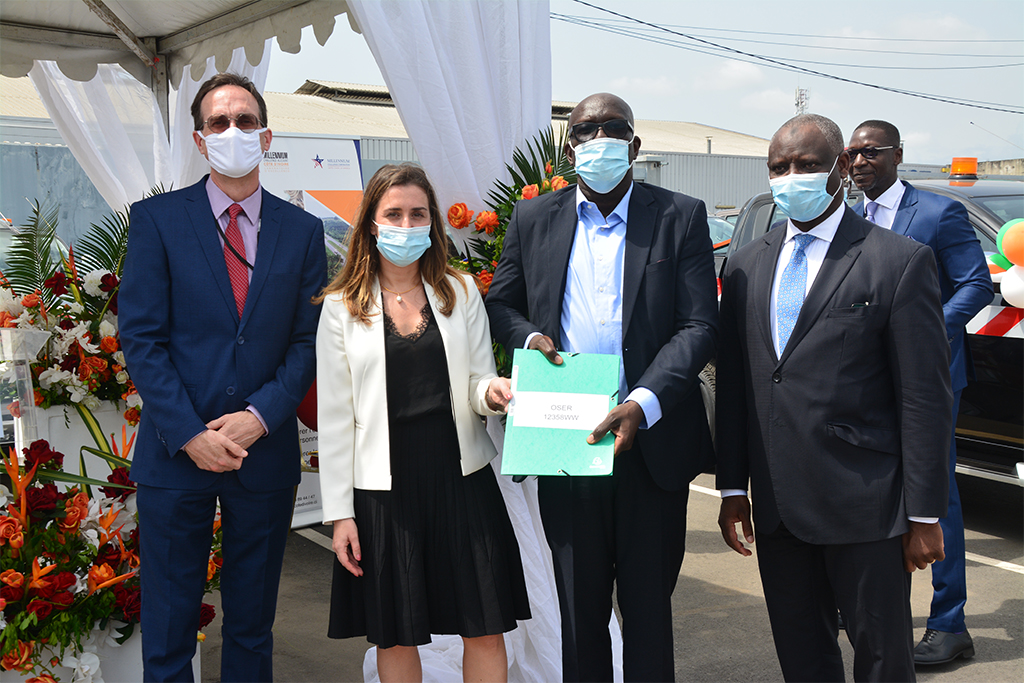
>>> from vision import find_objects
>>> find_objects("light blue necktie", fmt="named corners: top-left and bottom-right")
top-left (777, 233), bottom-right (816, 352)
top-left (865, 201), bottom-right (878, 223)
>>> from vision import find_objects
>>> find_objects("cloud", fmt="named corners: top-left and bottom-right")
top-left (607, 75), bottom-right (682, 97)
top-left (740, 88), bottom-right (794, 112)
top-left (694, 61), bottom-right (765, 91)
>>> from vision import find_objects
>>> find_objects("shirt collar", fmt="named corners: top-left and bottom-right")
top-left (575, 182), bottom-right (633, 227)
top-left (785, 199), bottom-right (845, 245)
top-left (206, 176), bottom-right (262, 223)
top-left (870, 178), bottom-right (906, 211)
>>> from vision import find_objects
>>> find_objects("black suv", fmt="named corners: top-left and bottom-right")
top-left (717, 179), bottom-right (1023, 486)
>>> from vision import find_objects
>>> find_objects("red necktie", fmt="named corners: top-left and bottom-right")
top-left (224, 203), bottom-right (248, 317)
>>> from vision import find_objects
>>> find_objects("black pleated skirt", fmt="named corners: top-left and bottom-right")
top-left (327, 411), bottom-right (531, 648)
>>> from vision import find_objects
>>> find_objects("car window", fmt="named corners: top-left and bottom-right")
top-left (707, 216), bottom-right (734, 247)
top-left (971, 195), bottom-right (1024, 225)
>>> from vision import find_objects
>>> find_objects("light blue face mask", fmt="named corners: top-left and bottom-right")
top-left (374, 222), bottom-right (431, 268)
top-left (768, 155), bottom-right (842, 222)
top-left (572, 137), bottom-right (634, 194)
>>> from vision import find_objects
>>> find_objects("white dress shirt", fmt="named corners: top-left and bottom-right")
top-left (863, 179), bottom-right (906, 230)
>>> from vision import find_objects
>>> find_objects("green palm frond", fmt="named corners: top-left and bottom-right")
top-left (2, 200), bottom-right (63, 304)
top-left (74, 209), bottom-right (130, 277)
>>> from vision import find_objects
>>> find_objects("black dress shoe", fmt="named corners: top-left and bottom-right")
top-left (914, 628), bottom-right (975, 665)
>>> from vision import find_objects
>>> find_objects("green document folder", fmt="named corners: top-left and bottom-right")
top-left (501, 349), bottom-right (620, 477)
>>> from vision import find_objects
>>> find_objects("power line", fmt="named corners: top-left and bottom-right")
top-left (565, 0), bottom-right (1024, 115)
top-left (554, 15), bottom-right (1024, 70)
top-left (557, 15), bottom-right (1022, 58)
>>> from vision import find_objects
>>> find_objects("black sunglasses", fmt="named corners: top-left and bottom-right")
top-left (202, 114), bottom-right (263, 134)
top-left (570, 119), bottom-right (633, 143)
top-left (846, 145), bottom-right (894, 160)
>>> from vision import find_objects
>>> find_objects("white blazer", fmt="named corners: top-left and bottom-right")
top-left (316, 272), bottom-right (502, 522)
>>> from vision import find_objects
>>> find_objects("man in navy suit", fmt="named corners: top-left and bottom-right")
top-left (487, 93), bottom-right (718, 682)
top-left (848, 120), bottom-right (993, 665)
top-left (120, 73), bottom-right (327, 682)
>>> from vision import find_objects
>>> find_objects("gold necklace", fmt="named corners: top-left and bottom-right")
top-left (380, 282), bottom-right (420, 303)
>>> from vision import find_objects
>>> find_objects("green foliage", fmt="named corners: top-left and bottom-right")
top-left (2, 201), bottom-right (64, 306)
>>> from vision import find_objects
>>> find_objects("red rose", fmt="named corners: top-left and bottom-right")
top-left (23, 440), bottom-right (63, 469)
top-left (59, 318), bottom-right (75, 331)
top-left (114, 583), bottom-right (141, 623)
top-left (27, 599), bottom-right (53, 620)
top-left (53, 572), bottom-right (77, 591)
top-left (108, 292), bottom-right (118, 315)
top-left (26, 483), bottom-right (60, 522)
top-left (50, 591), bottom-right (75, 610)
top-left (0, 585), bottom-right (24, 603)
top-left (95, 543), bottom-right (122, 569)
top-left (199, 602), bottom-right (216, 629)
top-left (101, 466), bottom-right (136, 502)
top-left (43, 271), bottom-right (69, 296)
top-left (100, 272), bottom-right (119, 293)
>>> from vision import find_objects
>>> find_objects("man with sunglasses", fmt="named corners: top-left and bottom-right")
top-left (120, 73), bottom-right (327, 682)
top-left (848, 120), bottom-right (992, 667)
top-left (487, 93), bottom-right (718, 681)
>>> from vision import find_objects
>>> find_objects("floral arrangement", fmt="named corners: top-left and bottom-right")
top-left (447, 126), bottom-right (576, 375)
top-left (0, 202), bottom-right (141, 427)
top-left (0, 430), bottom-right (221, 682)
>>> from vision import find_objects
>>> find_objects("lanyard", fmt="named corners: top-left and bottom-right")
top-left (217, 216), bottom-right (258, 271)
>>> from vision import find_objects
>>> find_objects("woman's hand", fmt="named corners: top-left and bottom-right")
top-left (332, 518), bottom-right (363, 577)
top-left (485, 377), bottom-right (513, 413)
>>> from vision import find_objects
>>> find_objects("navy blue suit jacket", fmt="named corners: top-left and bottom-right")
top-left (486, 182), bottom-right (719, 491)
top-left (120, 177), bottom-right (327, 492)
top-left (854, 181), bottom-right (992, 392)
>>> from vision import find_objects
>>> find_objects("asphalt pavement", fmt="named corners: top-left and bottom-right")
top-left (199, 472), bottom-right (1023, 682)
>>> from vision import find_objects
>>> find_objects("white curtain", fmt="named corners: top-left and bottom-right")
top-left (169, 41), bottom-right (273, 191)
top-left (28, 61), bottom-right (171, 214)
top-left (348, 0), bottom-right (552, 251)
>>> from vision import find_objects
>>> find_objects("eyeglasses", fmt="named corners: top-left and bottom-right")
top-left (846, 145), bottom-right (894, 160)
top-left (202, 114), bottom-right (263, 134)
top-left (570, 119), bottom-right (634, 143)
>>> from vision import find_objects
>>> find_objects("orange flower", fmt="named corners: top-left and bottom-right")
top-left (21, 292), bottom-right (40, 309)
top-left (545, 160), bottom-right (553, 174)
top-left (78, 356), bottom-right (110, 383)
top-left (521, 184), bottom-right (539, 200)
top-left (475, 211), bottom-right (500, 235)
top-left (27, 674), bottom-right (58, 683)
top-left (541, 179), bottom-right (551, 193)
top-left (1, 640), bottom-right (34, 673)
top-left (475, 271), bottom-right (494, 296)
top-left (100, 336), bottom-right (119, 354)
top-left (87, 562), bottom-right (135, 594)
top-left (28, 558), bottom-right (57, 594)
top-left (0, 516), bottom-right (23, 547)
top-left (551, 175), bottom-right (569, 192)
top-left (123, 406), bottom-right (141, 427)
top-left (33, 388), bottom-right (44, 406)
top-left (60, 491), bottom-right (89, 533)
top-left (0, 311), bottom-right (17, 328)
top-left (447, 203), bottom-right (473, 230)
top-left (1, 568), bottom-right (24, 586)
top-left (207, 555), bottom-right (223, 581)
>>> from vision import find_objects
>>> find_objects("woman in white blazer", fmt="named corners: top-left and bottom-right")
top-left (316, 164), bottom-right (530, 683)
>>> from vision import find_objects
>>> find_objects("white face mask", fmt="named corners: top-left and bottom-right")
top-left (197, 126), bottom-right (267, 178)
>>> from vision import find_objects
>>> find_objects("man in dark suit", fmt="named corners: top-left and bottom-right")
top-left (716, 114), bottom-right (952, 682)
top-left (486, 93), bottom-right (718, 682)
top-left (120, 73), bottom-right (327, 682)
top-left (848, 120), bottom-right (992, 666)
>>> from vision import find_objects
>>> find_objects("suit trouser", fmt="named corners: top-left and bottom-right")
top-left (537, 443), bottom-right (688, 683)
top-left (756, 524), bottom-right (914, 683)
top-left (137, 473), bottom-right (293, 682)
top-left (928, 389), bottom-right (967, 633)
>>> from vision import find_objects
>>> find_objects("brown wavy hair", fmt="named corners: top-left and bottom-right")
top-left (315, 164), bottom-right (465, 323)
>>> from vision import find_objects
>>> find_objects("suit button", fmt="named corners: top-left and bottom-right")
top-left (226, 386), bottom-right (236, 396)
top-left (772, 372), bottom-right (781, 383)
top-left (238, 336), bottom-right (245, 345)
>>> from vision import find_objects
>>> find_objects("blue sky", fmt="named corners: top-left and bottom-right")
top-left (265, 0), bottom-right (1024, 165)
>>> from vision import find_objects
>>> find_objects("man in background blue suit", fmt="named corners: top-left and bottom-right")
top-left (848, 120), bottom-right (993, 666)
top-left (120, 73), bottom-right (327, 682)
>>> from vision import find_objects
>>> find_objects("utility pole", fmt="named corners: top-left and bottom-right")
top-left (795, 88), bottom-right (809, 115)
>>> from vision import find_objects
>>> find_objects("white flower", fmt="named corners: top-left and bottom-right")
top-left (0, 609), bottom-right (6, 630)
top-left (68, 384), bottom-right (88, 403)
top-left (113, 351), bottom-right (126, 366)
top-left (82, 394), bottom-right (101, 410)
top-left (0, 483), bottom-right (9, 508)
top-left (63, 647), bottom-right (105, 683)
top-left (99, 319), bottom-right (116, 338)
top-left (68, 301), bottom-right (85, 314)
top-left (39, 365), bottom-right (74, 390)
top-left (115, 370), bottom-right (129, 384)
top-left (126, 392), bottom-right (143, 409)
top-left (83, 270), bottom-right (109, 298)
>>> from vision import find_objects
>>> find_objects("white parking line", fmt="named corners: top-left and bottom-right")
top-left (296, 527), bottom-right (333, 551)
top-left (688, 483), bottom-right (1024, 575)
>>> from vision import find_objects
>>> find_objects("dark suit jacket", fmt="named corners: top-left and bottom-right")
top-left (120, 177), bottom-right (327, 492)
top-left (853, 181), bottom-right (992, 392)
top-left (486, 182), bottom-right (719, 491)
top-left (715, 207), bottom-right (952, 545)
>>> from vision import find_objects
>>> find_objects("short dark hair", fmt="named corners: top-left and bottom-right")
top-left (191, 73), bottom-right (268, 131)
top-left (779, 114), bottom-right (844, 156)
top-left (854, 120), bottom-right (901, 148)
